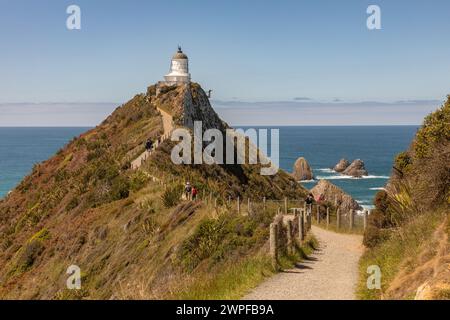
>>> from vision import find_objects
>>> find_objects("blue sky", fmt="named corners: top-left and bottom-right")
top-left (0, 0), bottom-right (449, 125)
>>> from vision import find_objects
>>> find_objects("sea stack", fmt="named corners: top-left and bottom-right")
top-left (333, 158), bottom-right (350, 172)
top-left (292, 157), bottom-right (314, 181)
top-left (342, 159), bottom-right (368, 177)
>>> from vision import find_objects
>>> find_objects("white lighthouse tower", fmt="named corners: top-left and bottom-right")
top-left (164, 46), bottom-right (191, 85)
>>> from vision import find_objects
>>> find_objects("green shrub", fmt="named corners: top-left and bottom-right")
top-left (374, 190), bottom-right (389, 212)
top-left (363, 224), bottom-right (390, 248)
top-left (179, 219), bottom-right (225, 271)
top-left (16, 240), bottom-right (44, 273)
top-left (414, 97), bottom-right (450, 158)
top-left (110, 176), bottom-right (130, 200)
top-left (179, 214), bottom-right (264, 272)
top-left (394, 152), bottom-right (412, 173)
top-left (66, 196), bottom-right (80, 211)
top-left (161, 185), bottom-right (183, 208)
top-left (94, 163), bottom-right (119, 182)
top-left (130, 171), bottom-right (149, 192)
top-left (86, 149), bottom-right (103, 162)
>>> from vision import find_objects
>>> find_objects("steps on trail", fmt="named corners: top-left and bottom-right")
top-left (130, 107), bottom-right (174, 170)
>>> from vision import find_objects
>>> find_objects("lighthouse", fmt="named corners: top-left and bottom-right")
top-left (164, 46), bottom-right (191, 85)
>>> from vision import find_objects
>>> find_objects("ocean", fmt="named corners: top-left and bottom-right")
top-left (0, 127), bottom-right (89, 198)
top-left (0, 126), bottom-right (418, 208)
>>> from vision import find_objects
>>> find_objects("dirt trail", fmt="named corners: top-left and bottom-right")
top-left (243, 226), bottom-right (364, 300)
top-left (131, 107), bottom-right (174, 170)
top-left (158, 107), bottom-right (174, 135)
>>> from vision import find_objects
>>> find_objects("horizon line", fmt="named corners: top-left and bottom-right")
top-left (0, 124), bottom-right (421, 128)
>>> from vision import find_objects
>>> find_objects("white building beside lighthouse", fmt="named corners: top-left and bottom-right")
top-left (164, 46), bottom-right (191, 85)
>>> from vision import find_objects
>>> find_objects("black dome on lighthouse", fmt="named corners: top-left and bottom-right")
top-left (172, 46), bottom-right (188, 60)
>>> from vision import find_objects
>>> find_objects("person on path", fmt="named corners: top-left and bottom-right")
top-left (315, 193), bottom-right (324, 203)
top-left (184, 182), bottom-right (192, 201)
top-left (145, 138), bottom-right (153, 152)
top-left (305, 193), bottom-right (314, 216)
top-left (191, 186), bottom-right (198, 201)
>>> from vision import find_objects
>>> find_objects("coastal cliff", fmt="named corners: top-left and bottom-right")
top-left (0, 82), bottom-right (307, 299)
top-left (358, 96), bottom-right (450, 300)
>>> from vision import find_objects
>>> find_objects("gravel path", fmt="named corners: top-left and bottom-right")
top-left (243, 226), bottom-right (364, 300)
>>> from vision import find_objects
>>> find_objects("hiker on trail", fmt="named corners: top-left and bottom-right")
top-left (191, 186), bottom-right (198, 201)
top-left (184, 182), bottom-right (192, 201)
top-left (305, 193), bottom-right (314, 216)
top-left (145, 138), bottom-right (153, 152)
top-left (315, 193), bottom-right (325, 203)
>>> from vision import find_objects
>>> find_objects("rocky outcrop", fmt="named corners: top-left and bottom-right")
top-left (342, 159), bottom-right (368, 177)
top-left (292, 157), bottom-right (313, 181)
top-left (310, 180), bottom-right (362, 212)
top-left (148, 83), bottom-right (228, 133)
top-left (333, 159), bottom-right (350, 172)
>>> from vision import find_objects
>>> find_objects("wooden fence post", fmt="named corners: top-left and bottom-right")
top-left (214, 198), bottom-right (217, 209)
top-left (270, 222), bottom-right (278, 270)
top-left (307, 208), bottom-right (312, 231)
top-left (364, 210), bottom-right (368, 230)
top-left (299, 210), bottom-right (305, 241)
top-left (237, 197), bottom-right (240, 214)
top-left (287, 220), bottom-right (293, 255)
top-left (316, 205), bottom-right (320, 223)
top-left (349, 209), bottom-right (354, 230)
top-left (284, 197), bottom-right (288, 215)
top-left (336, 208), bottom-right (340, 229)
top-left (263, 196), bottom-right (266, 211)
top-left (326, 207), bottom-right (330, 228)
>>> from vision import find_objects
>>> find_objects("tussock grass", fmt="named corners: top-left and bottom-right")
top-left (357, 209), bottom-right (445, 300)
top-left (172, 235), bottom-right (318, 300)
top-left (173, 254), bottom-right (274, 300)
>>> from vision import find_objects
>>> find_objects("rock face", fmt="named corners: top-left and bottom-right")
top-left (292, 157), bottom-right (314, 181)
top-left (310, 180), bottom-right (362, 212)
top-left (148, 83), bottom-right (228, 133)
top-left (333, 159), bottom-right (350, 172)
top-left (342, 159), bottom-right (368, 177)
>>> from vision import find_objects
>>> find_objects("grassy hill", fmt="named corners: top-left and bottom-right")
top-left (0, 83), bottom-right (308, 299)
top-left (358, 97), bottom-right (450, 300)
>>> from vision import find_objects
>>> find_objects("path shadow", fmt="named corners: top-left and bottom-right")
top-left (281, 262), bottom-right (313, 274)
top-left (302, 256), bottom-right (319, 262)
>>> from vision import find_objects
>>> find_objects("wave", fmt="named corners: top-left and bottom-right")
top-left (299, 179), bottom-right (315, 183)
top-left (370, 187), bottom-right (386, 191)
top-left (359, 204), bottom-right (375, 211)
top-left (315, 168), bottom-right (335, 173)
top-left (315, 175), bottom-right (389, 180)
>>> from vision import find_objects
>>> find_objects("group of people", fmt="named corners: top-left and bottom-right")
top-left (184, 182), bottom-right (198, 201)
top-left (305, 192), bottom-right (326, 213)
top-left (305, 192), bottom-right (326, 206)
top-left (305, 192), bottom-right (328, 219)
